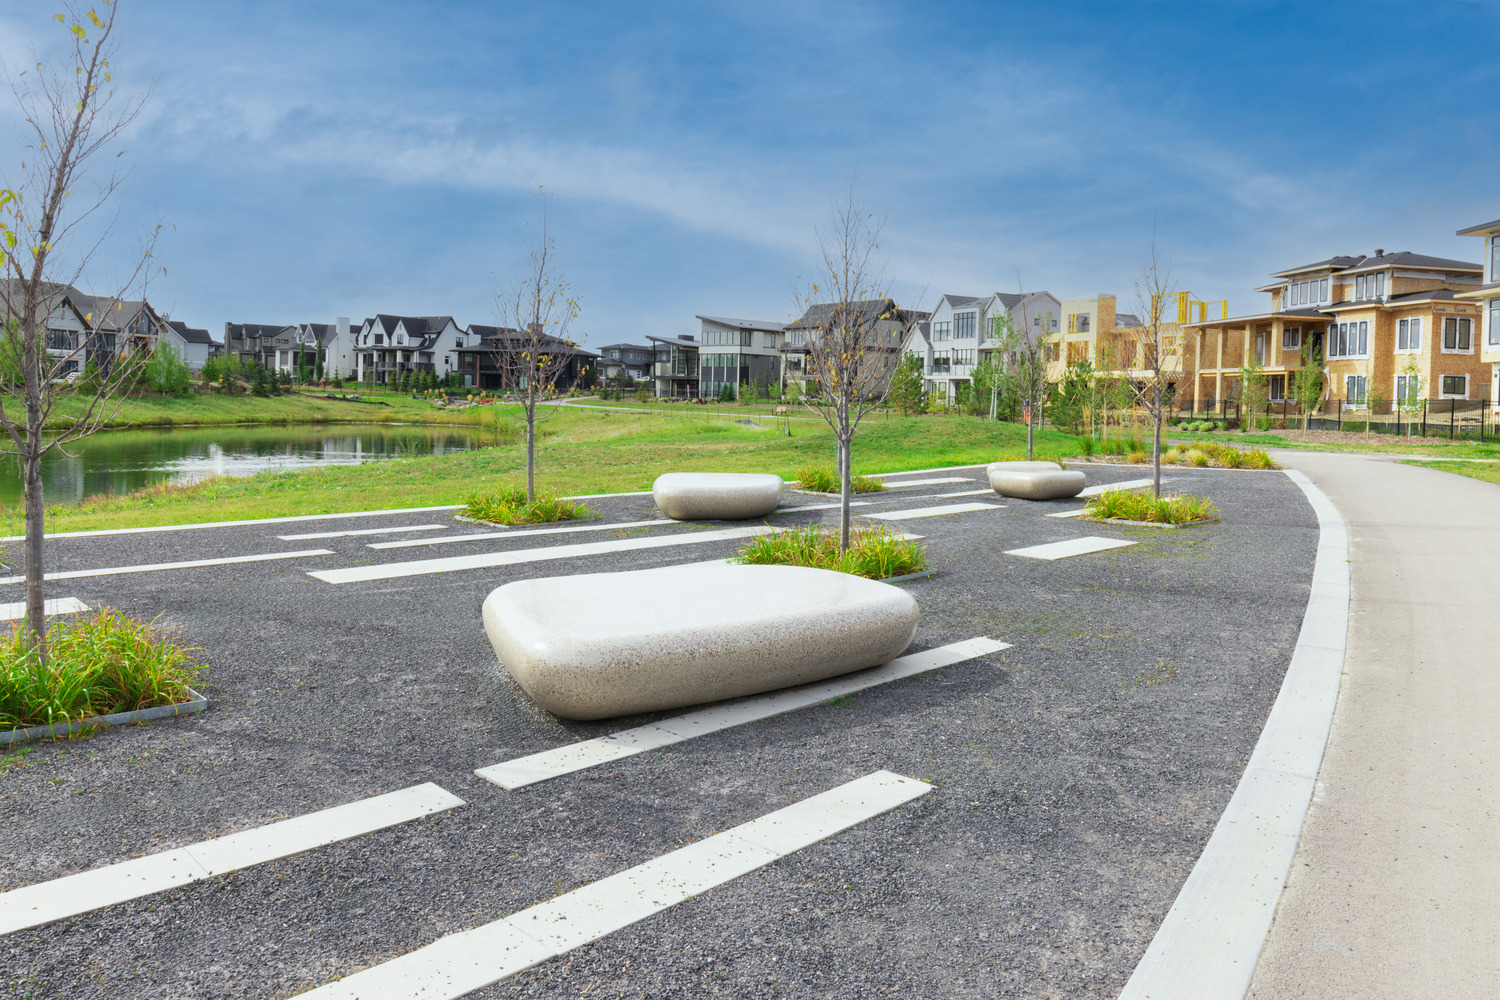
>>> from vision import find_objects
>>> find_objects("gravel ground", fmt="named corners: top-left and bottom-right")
top-left (0, 462), bottom-right (1315, 999)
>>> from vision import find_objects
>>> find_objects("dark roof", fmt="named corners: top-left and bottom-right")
top-left (1387, 288), bottom-right (1459, 303)
top-left (695, 315), bottom-right (784, 333)
top-left (1271, 251), bottom-right (1479, 279)
top-left (595, 343), bottom-right (654, 351)
top-left (225, 323), bottom-right (292, 340)
top-left (786, 298), bottom-right (908, 331)
top-left (646, 334), bottom-right (700, 348)
top-left (1457, 218), bottom-right (1500, 236)
top-left (938, 294), bottom-right (984, 309)
top-left (993, 292), bottom-right (1024, 309)
top-left (459, 326), bottom-right (596, 357)
top-left (1115, 312), bottom-right (1142, 328)
top-left (371, 314), bottom-right (456, 336)
top-left (167, 320), bottom-right (215, 345)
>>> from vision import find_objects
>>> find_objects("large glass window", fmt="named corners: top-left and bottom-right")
top-left (1443, 316), bottom-right (1473, 352)
top-left (1491, 235), bottom-right (1500, 283)
top-left (1321, 278), bottom-right (1330, 301)
top-left (1282, 326), bottom-right (1302, 351)
top-left (954, 312), bottom-right (976, 339)
top-left (1346, 375), bottom-right (1367, 404)
top-left (932, 321), bottom-right (951, 342)
top-left (1441, 374), bottom-right (1468, 398)
top-left (1489, 301), bottom-right (1500, 347)
top-left (1397, 317), bottom-right (1422, 351)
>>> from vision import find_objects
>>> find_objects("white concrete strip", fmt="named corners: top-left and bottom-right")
top-left (0, 597), bottom-right (90, 620)
top-left (1118, 468), bottom-right (1349, 1000)
top-left (932, 488), bottom-right (997, 497)
top-left (301, 771), bottom-right (930, 1000)
top-left (1005, 536), bottom-right (1135, 560)
top-left (881, 476), bottom-right (975, 488)
top-left (310, 525), bottom-right (772, 585)
top-left (862, 502), bottom-right (1002, 522)
top-left (277, 524), bottom-right (447, 541)
top-left (0, 549), bottom-right (336, 585)
top-left (867, 463), bottom-right (986, 478)
top-left (0, 506), bottom-right (463, 541)
top-left (477, 637), bottom-right (1009, 790)
top-left (562, 489), bottom-right (653, 499)
top-left (775, 500), bottom-right (874, 511)
top-left (1078, 477), bottom-right (1174, 497)
top-left (1047, 508), bottom-right (1089, 518)
top-left (369, 518), bottom-right (678, 550)
top-left (0, 782), bottom-right (465, 937)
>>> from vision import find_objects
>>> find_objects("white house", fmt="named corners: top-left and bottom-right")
top-left (162, 320), bottom-right (221, 370)
top-left (354, 315), bottom-right (472, 385)
top-left (903, 291), bottom-right (1062, 405)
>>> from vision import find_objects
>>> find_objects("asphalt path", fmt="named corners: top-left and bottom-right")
top-left (0, 461), bottom-right (1316, 999)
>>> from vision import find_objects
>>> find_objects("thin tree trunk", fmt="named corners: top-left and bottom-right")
top-left (23, 432), bottom-right (46, 658)
top-left (1026, 396), bottom-right (1035, 460)
top-left (1151, 392), bottom-right (1163, 498)
top-left (525, 393), bottom-right (537, 502)
top-left (838, 414), bottom-right (852, 551)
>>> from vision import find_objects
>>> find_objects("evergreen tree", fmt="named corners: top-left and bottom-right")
top-left (888, 354), bottom-right (926, 416)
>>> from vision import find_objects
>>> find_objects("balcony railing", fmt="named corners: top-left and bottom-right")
top-left (927, 364), bottom-right (950, 375)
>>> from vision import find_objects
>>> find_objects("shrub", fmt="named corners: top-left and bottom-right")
top-left (1126, 450), bottom-right (1148, 464)
top-left (461, 487), bottom-right (592, 525)
top-left (795, 465), bottom-right (887, 494)
top-left (0, 610), bottom-right (205, 732)
top-left (1084, 488), bottom-right (1218, 525)
top-left (732, 523), bottom-right (926, 579)
top-left (1075, 435), bottom-right (1096, 457)
top-left (144, 343), bottom-right (194, 396)
top-left (1242, 448), bottom-right (1276, 469)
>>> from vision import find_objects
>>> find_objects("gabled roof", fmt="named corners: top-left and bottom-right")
top-left (937, 294), bottom-right (985, 310)
top-left (226, 323), bottom-right (294, 340)
top-left (166, 320), bottom-right (216, 345)
top-left (460, 325), bottom-right (596, 357)
top-left (696, 315), bottom-right (784, 333)
top-left (595, 342), bottom-right (654, 351)
top-left (786, 298), bottom-right (908, 331)
top-left (1115, 312), bottom-right (1143, 328)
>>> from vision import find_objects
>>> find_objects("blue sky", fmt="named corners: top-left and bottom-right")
top-left (2, 0), bottom-right (1497, 347)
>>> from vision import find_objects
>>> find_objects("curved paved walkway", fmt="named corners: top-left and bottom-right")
top-left (1248, 451), bottom-right (1500, 997)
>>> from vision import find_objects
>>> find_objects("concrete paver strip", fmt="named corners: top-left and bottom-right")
top-left (1246, 452), bottom-right (1500, 996)
top-left (0, 548), bottom-right (336, 584)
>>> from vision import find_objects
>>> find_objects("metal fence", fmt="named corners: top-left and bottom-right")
top-left (1172, 397), bottom-right (1499, 441)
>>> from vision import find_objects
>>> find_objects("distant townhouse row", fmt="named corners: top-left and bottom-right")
top-left (3, 280), bottom-right (220, 375)
top-left (223, 315), bottom-right (599, 388)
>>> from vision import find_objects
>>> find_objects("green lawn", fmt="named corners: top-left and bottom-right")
top-left (1402, 460), bottom-right (1500, 486)
top-left (13, 408), bottom-right (1079, 533)
top-left (1161, 426), bottom-right (1500, 459)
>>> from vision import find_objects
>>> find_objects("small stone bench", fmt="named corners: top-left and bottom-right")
top-left (653, 472), bottom-right (784, 520)
top-left (482, 562), bottom-right (919, 719)
top-left (987, 460), bottom-right (1086, 501)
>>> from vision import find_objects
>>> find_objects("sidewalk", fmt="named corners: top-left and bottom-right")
top-left (1248, 452), bottom-right (1500, 997)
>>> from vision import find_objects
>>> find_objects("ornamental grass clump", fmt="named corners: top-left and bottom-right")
top-left (1157, 440), bottom-right (1277, 470)
top-left (1085, 488), bottom-right (1218, 525)
top-left (0, 610), bottom-right (204, 732)
top-left (461, 487), bottom-right (592, 525)
top-left (793, 465), bottom-right (887, 494)
top-left (732, 524), bottom-right (926, 579)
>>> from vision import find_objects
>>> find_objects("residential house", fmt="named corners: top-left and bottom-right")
top-left (1184, 250), bottom-right (1485, 409)
top-left (647, 334), bottom-right (700, 398)
top-left (784, 299), bottom-right (917, 396)
top-left (353, 315), bottom-right (470, 385)
top-left (162, 320), bottom-right (221, 370)
top-left (1455, 217), bottom-right (1500, 401)
top-left (596, 343), bottom-right (656, 382)
top-left (693, 315), bottom-right (785, 399)
top-left (223, 323), bottom-right (294, 369)
top-left (903, 292), bottom-right (1059, 404)
top-left (456, 326), bottom-right (598, 391)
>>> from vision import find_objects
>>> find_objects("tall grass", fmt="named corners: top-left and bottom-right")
top-left (1157, 441), bottom-right (1277, 469)
top-left (461, 487), bottom-right (593, 525)
top-left (1084, 489), bottom-right (1218, 524)
top-left (795, 465), bottom-right (888, 494)
top-left (732, 524), bottom-right (926, 579)
top-left (0, 610), bottom-right (205, 731)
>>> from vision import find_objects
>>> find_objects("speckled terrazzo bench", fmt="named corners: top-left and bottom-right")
top-left (652, 472), bottom-right (784, 520)
top-left (481, 562), bottom-right (919, 719)
top-left (986, 460), bottom-right (1086, 501)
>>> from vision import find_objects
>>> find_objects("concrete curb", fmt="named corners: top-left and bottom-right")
top-left (1118, 468), bottom-right (1348, 1000)
top-left (1082, 517), bottom-right (1220, 529)
top-left (1, 687), bottom-right (208, 745)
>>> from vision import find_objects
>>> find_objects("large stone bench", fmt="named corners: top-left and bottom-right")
top-left (987, 460), bottom-right (1086, 501)
top-left (653, 472), bottom-right (784, 520)
top-left (482, 562), bottom-right (919, 719)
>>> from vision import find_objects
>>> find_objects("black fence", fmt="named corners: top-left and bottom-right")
top-left (1173, 397), bottom-right (1498, 441)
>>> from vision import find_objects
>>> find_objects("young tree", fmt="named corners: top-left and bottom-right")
top-left (1292, 337), bottom-right (1325, 437)
top-left (795, 190), bottom-right (905, 550)
top-left (1125, 243), bottom-right (1182, 497)
top-left (0, 2), bottom-right (159, 653)
top-left (1238, 358), bottom-right (1268, 434)
top-left (1364, 370), bottom-right (1385, 439)
top-left (1052, 358), bottom-right (1094, 435)
top-left (1397, 356), bottom-right (1422, 438)
top-left (888, 353), bottom-right (926, 416)
top-left (497, 200), bottom-right (580, 501)
top-left (990, 305), bottom-right (1051, 458)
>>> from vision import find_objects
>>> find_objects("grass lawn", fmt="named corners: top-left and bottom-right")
top-left (1162, 426), bottom-right (1500, 459)
top-left (1403, 460), bottom-right (1500, 485)
top-left (15, 407), bottom-right (1079, 533)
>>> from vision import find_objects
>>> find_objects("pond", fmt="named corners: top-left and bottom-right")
top-left (0, 422), bottom-right (512, 508)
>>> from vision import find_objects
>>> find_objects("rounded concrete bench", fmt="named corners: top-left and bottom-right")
top-left (653, 472), bottom-right (784, 520)
top-left (482, 562), bottom-right (919, 719)
top-left (987, 460), bottom-right (1086, 501)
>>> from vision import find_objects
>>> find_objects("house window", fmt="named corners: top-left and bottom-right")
top-left (1282, 327), bottom-right (1302, 351)
top-left (374, 334), bottom-right (384, 345)
top-left (1491, 235), bottom-right (1500, 283)
top-left (1397, 317), bottom-right (1421, 351)
top-left (1269, 374), bottom-right (1286, 401)
top-left (1255, 332), bottom-right (1266, 365)
top-left (1395, 374), bottom-right (1419, 405)
top-left (1321, 277), bottom-right (1329, 301)
top-left (1440, 374), bottom-right (1468, 398)
top-left (932, 321), bottom-right (951, 342)
top-left (952, 349), bottom-right (977, 365)
top-left (1078, 314), bottom-right (1090, 333)
top-left (1346, 375), bottom-right (1367, 404)
top-left (1490, 301), bottom-right (1500, 347)
top-left (954, 312), bottom-right (976, 339)
top-left (1442, 316), bottom-right (1473, 352)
